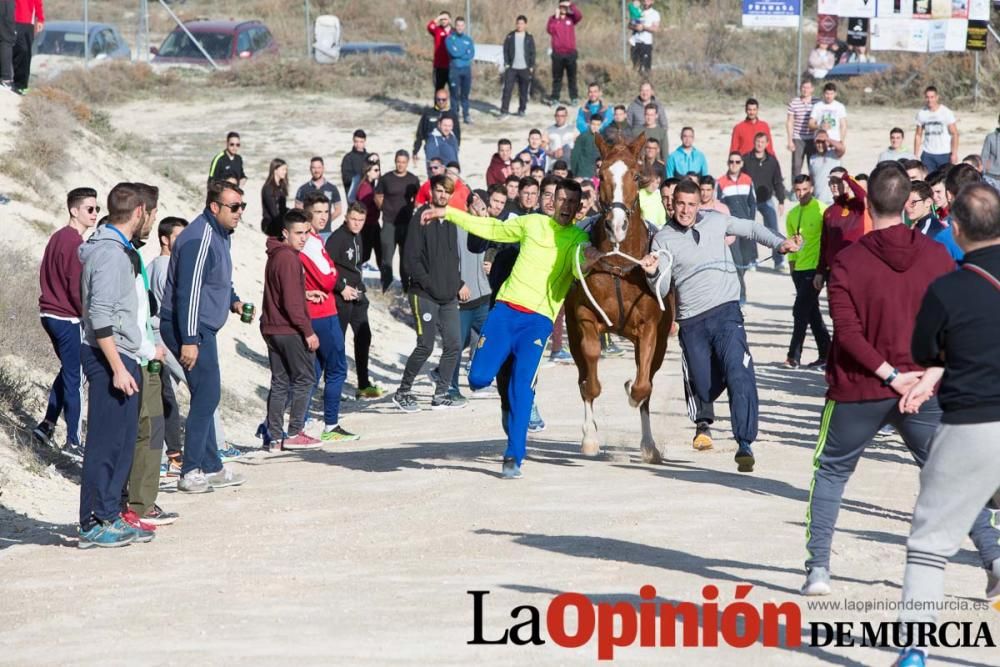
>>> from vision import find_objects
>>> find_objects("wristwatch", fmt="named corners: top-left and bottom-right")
top-left (882, 368), bottom-right (899, 387)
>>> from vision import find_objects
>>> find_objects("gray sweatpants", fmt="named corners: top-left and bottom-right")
top-left (900, 421), bottom-right (1000, 627)
top-left (806, 398), bottom-right (1000, 571)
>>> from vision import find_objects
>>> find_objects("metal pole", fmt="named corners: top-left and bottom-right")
top-left (795, 0), bottom-right (803, 92)
top-left (621, 0), bottom-right (627, 65)
top-left (84, 0), bottom-right (90, 67)
top-left (304, 0), bottom-right (311, 59)
top-left (156, 0), bottom-right (221, 70)
top-left (466, 0), bottom-right (471, 35)
top-left (974, 51), bottom-right (980, 107)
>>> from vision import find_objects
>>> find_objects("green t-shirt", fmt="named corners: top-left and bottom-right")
top-left (785, 198), bottom-right (826, 272)
top-left (445, 207), bottom-right (588, 322)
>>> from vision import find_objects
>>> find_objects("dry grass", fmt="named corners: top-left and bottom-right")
top-left (0, 94), bottom-right (75, 195)
top-left (37, 0), bottom-right (1000, 107)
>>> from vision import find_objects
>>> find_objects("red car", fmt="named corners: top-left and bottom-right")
top-left (151, 19), bottom-right (279, 67)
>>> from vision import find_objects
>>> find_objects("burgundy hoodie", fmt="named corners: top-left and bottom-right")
top-left (260, 237), bottom-right (314, 338)
top-left (38, 226), bottom-right (84, 319)
top-left (825, 223), bottom-right (955, 402)
top-left (486, 152), bottom-right (510, 187)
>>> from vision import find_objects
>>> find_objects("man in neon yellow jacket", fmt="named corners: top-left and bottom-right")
top-left (420, 178), bottom-right (600, 478)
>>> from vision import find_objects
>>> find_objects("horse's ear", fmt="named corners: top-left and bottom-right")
top-left (595, 132), bottom-right (609, 159)
top-left (628, 132), bottom-right (647, 161)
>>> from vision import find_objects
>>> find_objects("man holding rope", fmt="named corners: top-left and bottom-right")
top-left (640, 179), bottom-right (799, 472)
top-left (420, 178), bottom-right (600, 479)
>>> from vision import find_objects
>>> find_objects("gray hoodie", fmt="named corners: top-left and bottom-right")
top-left (79, 224), bottom-right (144, 360)
top-left (981, 129), bottom-right (1000, 179)
top-left (456, 226), bottom-right (491, 310)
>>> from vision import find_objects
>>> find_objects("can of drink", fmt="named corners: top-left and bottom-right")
top-left (147, 359), bottom-right (162, 374)
top-left (241, 302), bottom-right (255, 323)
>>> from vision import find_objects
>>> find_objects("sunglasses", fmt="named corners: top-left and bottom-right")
top-left (435, 97), bottom-right (448, 102)
top-left (215, 201), bottom-right (247, 212)
top-left (85, 205), bottom-right (101, 214)
top-left (728, 160), bottom-right (742, 165)
top-left (229, 142), bottom-right (240, 147)
top-left (430, 165), bottom-right (444, 171)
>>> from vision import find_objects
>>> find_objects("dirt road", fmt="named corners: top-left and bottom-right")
top-left (2, 269), bottom-right (996, 666)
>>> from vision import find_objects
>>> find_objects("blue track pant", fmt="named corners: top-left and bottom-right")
top-left (308, 314), bottom-right (347, 426)
top-left (468, 302), bottom-right (551, 465)
top-left (40, 317), bottom-right (84, 446)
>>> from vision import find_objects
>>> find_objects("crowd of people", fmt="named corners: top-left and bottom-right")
top-left (21, 6), bottom-right (1000, 665)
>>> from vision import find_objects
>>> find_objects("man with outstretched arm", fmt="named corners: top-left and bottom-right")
top-left (419, 179), bottom-right (601, 479)
top-left (640, 179), bottom-right (799, 473)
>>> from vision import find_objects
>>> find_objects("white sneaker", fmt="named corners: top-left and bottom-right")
top-left (204, 467), bottom-right (246, 488)
top-left (177, 469), bottom-right (213, 494)
top-left (801, 567), bottom-right (832, 596)
top-left (986, 559), bottom-right (1000, 599)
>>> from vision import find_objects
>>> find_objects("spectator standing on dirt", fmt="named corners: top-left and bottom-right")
top-left (500, 15), bottom-right (534, 117)
top-left (783, 174), bottom-right (829, 370)
top-left (543, 106), bottom-right (577, 171)
top-left (326, 203), bottom-right (382, 400)
top-left (742, 132), bottom-right (786, 269)
top-left (809, 82), bottom-right (847, 145)
top-left (730, 98), bottom-right (774, 157)
top-left (800, 163), bottom-right (1000, 600)
top-left (808, 130), bottom-right (845, 205)
top-left (602, 105), bottom-right (633, 144)
top-left (630, 0), bottom-right (660, 74)
top-left (666, 127), bottom-right (708, 179)
top-left (355, 155), bottom-right (383, 269)
top-left (626, 82), bottom-right (668, 136)
top-left (0, 0), bottom-right (14, 90)
top-left (340, 129), bottom-right (370, 198)
top-left (813, 168), bottom-right (867, 292)
top-left (571, 114), bottom-right (603, 179)
top-left (547, 0), bottom-right (582, 106)
top-left (260, 158), bottom-right (288, 237)
top-left (33, 187), bottom-right (99, 460)
top-left (424, 116), bottom-right (460, 177)
top-left (77, 183), bottom-right (152, 548)
top-left (413, 90), bottom-right (461, 167)
top-left (375, 150), bottom-right (420, 291)
top-left (427, 11), bottom-right (451, 93)
top-left (894, 183), bottom-right (1000, 667)
top-left (486, 139), bottom-right (513, 187)
top-left (716, 152), bottom-right (757, 304)
top-left (575, 82), bottom-right (611, 134)
top-left (394, 175), bottom-right (466, 413)
top-left (877, 127), bottom-right (915, 164)
top-left (159, 180), bottom-right (249, 494)
top-left (914, 85), bottom-right (959, 172)
top-left (11, 0), bottom-right (41, 92)
top-left (208, 132), bottom-right (246, 188)
top-left (261, 210), bottom-right (321, 451)
top-left (300, 193), bottom-right (357, 444)
top-left (785, 79), bottom-right (816, 182)
top-left (294, 156), bottom-right (343, 234)
top-left (445, 16), bottom-right (474, 126)
top-left (981, 113), bottom-right (1000, 182)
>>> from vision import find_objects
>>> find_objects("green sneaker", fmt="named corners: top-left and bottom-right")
top-left (356, 385), bottom-right (385, 400)
top-left (320, 425), bottom-right (361, 442)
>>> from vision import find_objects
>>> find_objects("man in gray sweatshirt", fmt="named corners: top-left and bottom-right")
top-left (78, 183), bottom-right (157, 548)
top-left (641, 179), bottom-right (799, 472)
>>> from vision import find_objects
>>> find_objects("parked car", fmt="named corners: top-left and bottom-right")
top-left (824, 62), bottom-right (893, 80)
top-left (152, 19), bottom-right (278, 67)
top-left (33, 21), bottom-right (131, 60)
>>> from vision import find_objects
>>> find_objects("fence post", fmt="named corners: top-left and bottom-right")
top-left (84, 0), bottom-right (89, 67)
top-left (304, 0), bottom-right (311, 60)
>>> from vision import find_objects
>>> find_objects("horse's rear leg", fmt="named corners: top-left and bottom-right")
top-left (577, 330), bottom-right (603, 457)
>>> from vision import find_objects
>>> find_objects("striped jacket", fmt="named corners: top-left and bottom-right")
top-left (715, 172), bottom-right (757, 221)
top-left (160, 209), bottom-right (240, 345)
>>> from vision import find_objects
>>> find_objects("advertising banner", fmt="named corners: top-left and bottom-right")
top-left (741, 0), bottom-right (802, 27)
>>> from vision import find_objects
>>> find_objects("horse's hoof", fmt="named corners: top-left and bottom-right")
top-left (641, 445), bottom-right (663, 465)
top-left (581, 438), bottom-right (601, 457)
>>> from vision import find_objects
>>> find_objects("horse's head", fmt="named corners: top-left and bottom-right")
top-left (595, 132), bottom-right (646, 246)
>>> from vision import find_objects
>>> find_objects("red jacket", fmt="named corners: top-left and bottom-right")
top-left (261, 237), bottom-right (314, 338)
top-left (729, 118), bottom-right (774, 157)
top-left (427, 20), bottom-right (451, 68)
top-left (414, 177), bottom-right (470, 211)
top-left (299, 233), bottom-right (338, 319)
top-left (818, 176), bottom-right (867, 277)
top-left (546, 4), bottom-right (582, 55)
top-left (15, 0), bottom-right (44, 24)
top-left (825, 224), bottom-right (955, 402)
top-left (486, 153), bottom-right (511, 187)
top-left (38, 225), bottom-right (83, 319)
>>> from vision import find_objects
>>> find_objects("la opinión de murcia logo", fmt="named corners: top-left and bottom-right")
top-left (468, 586), bottom-right (997, 660)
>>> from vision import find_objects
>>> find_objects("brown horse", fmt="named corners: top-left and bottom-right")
top-left (565, 133), bottom-right (675, 464)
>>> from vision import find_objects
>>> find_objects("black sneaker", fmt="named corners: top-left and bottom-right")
top-left (431, 393), bottom-right (468, 410)
top-left (61, 441), bottom-right (85, 463)
top-left (692, 422), bottom-right (713, 451)
top-left (735, 444), bottom-right (755, 473)
top-left (806, 358), bottom-right (827, 370)
top-left (32, 421), bottom-right (55, 447)
top-left (393, 391), bottom-right (420, 413)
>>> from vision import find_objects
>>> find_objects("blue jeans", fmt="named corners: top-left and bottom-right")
top-left (448, 67), bottom-right (472, 121)
top-left (452, 302), bottom-right (490, 391)
top-left (468, 303), bottom-right (552, 464)
top-left (308, 315), bottom-right (348, 426)
top-left (161, 321), bottom-right (223, 476)
top-left (677, 301), bottom-right (759, 446)
top-left (40, 317), bottom-right (83, 446)
top-left (756, 198), bottom-right (783, 268)
top-left (920, 152), bottom-right (951, 172)
top-left (79, 345), bottom-right (140, 530)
